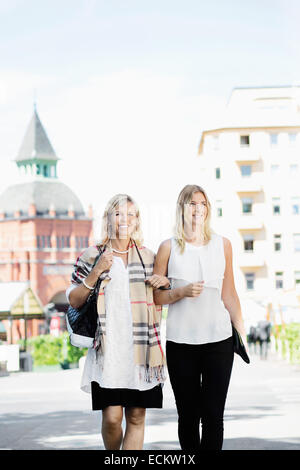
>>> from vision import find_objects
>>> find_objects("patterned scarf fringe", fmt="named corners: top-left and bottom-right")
top-left (139, 364), bottom-right (166, 383)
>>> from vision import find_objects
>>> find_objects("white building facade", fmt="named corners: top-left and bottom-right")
top-left (197, 86), bottom-right (300, 318)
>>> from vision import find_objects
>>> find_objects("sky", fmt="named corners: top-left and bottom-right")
top-left (1, 0), bottom-right (300, 249)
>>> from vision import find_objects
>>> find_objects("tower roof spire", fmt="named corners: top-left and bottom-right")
top-left (16, 107), bottom-right (58, 163)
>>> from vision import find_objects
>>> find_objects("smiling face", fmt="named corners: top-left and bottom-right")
top-left (109, 201), bottom-right (138, 240)
top-left (189, 191), bottom-right (208, 223)
top-left (175, 184), bottom-right (212, 250)
top-left (183, 191), bottom-right (208, 240)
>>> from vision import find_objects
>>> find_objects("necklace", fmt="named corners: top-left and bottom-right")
top-left (109, 240), bottom-right (130, 254)
top-left (112, 247), bottom-right (129, 254)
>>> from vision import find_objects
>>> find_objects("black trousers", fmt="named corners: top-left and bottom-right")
top-left (166, 336), bottom-right (234, 451)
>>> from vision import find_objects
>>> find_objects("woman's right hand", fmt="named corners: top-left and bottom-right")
top-left (183, 281), bottom-right (204, 297)
top-left (94, 249), bottom-right (114, 275)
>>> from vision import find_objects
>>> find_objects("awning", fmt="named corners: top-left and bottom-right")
top-left (0, 282), bottom-right (44, 320)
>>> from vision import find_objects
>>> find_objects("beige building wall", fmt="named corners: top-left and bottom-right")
top-left (197, 87), bottom-right (300, 320)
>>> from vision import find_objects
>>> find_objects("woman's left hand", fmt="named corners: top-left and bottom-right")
top-left (147, 274), bottom-right (170, 289)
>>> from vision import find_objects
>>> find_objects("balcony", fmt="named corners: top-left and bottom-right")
top-left (239, 252), bottom-right (265, 268)
top-left (235, 149), bottom-right (261, 162)
top-left (238, 215), bottom-right (264, 230)
top-left (236, 175), bottom-right (263, 193)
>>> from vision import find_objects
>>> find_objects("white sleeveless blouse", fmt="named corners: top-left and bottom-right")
top-left (166, 233), bottom-right (232, 345)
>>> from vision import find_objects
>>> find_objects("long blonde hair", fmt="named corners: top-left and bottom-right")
top-left (174, 184), bottom-right (213, 253)
top-left (99, 194), bottom-right (143, 247)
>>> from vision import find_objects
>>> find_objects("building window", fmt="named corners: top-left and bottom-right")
top-left (243, 234), bottom-right (254, 252)
top-left (245, 272), bottom-right (255, 290)
top-left (270, 164), bottom-right (279, 175)
top-left (295, 271), bottom-right (300, 291)
top-left (293, 234), bottom-right (300, 252)
top-left (216, 200), bottom-right (223, 217)
top-left (242, 197), bottom-right (253, 214)
top-left (240, 165), bottom-right (252, 177)
top-left (240, 135), bottom-right (250, 147)
top-left (291, 197), bottom-right (300, 215)
top-left (272, 197), bottom-right (281, 215)
top-left (274, 234), bottom-right (282, 251)
top-left (37, 235), bottom-right (51, 249)
top-left (270, 133), bottom-right (278, 146)
top-left (288, 133), bottom-right (297, 147)
top-left (75, 236), bottom-right (89, 250)
top-left (275, 272), bottom-right (284, 289)
top-left (215, 168), bottom-right (221, 179)
top-left (57, 236), bottom-right (71, 249)
top-left (290, 164), bottom-right (299, 176)
top-left (212, 135), bottom-right (219, 150)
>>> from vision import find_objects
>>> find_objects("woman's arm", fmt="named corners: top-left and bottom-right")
top-left (221, 237), bottom-right (247, 347)
top-left (153, 239), bottom-right (204, 305)
top-left (69, 250), bottom-right (113, 309)
top-left (152, 240), bottom-right (184, 305)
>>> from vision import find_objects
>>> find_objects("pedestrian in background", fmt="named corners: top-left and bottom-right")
top-left (257, 319), bottom-right (271, 360)
top-left (67, 194), bottom-right (168, 450)
top-left (248, 325), bottom-right (258, 354)
top-left (153, 184), bottom-right (248, 451)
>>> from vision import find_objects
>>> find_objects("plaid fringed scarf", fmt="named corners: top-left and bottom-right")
top-left (71, 240), bottom-right (166, 383)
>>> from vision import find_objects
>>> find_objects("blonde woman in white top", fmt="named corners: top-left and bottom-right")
top-left (68, 194), bottom-right (168, 450)
top-left (153, 184), bottom-right (248, 451)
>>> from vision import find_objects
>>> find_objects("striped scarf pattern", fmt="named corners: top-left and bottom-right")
top-left (72, 241), bottom-right (166, 383)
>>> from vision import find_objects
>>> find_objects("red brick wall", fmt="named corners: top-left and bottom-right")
top-left (0, 216), bottom-right (93, 305)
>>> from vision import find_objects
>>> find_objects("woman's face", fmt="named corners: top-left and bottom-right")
top-left (189, 191), bottom-right (208, 223)
top-left (183, 191), bottom-right (208, 235)
top-left (109, 201), bottom-right (138, 239)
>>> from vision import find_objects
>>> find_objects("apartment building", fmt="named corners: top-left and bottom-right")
top-left (197, 86), bottom-right (300, 312)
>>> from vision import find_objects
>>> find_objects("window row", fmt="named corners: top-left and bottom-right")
top-left (36, 235), bottom-right (89, 249)
top-left (241, 197), bottom-right (300, 215)
top-left (214, 198), bottom-right (300, 217)
top-left (21, 163), bottom-right (57, 178)
top-left (212, 132), bottom-right (298, 150)
top-left (245, 271), bottom-right (300, 291)
top-left (215, 164), bottom-right (299, 179)
top-left (242, 234), bottom-right (300, 252)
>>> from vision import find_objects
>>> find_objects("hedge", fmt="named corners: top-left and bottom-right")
top-left (273, 323), bottom-right (300, 364)
top-left (22, 332), bottom-right (87, 366)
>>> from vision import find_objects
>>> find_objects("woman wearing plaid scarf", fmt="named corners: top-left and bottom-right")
top-left (67, 194), bottom-right (168, 450)
top-left (153, 184), bottom-right (248, 451)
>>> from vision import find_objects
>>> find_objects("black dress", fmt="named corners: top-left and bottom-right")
top-left (91, 381), bottom-right (163, 410)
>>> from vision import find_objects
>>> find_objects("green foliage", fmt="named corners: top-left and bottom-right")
top-left (280, 323), bottom-right (300, 364)
top-left (274, 323), bottom-right (300, 363)
top-left (63, 332), bottom-right (87, 364)
top-left (26, 333), bottom-right (87, 366)
top-left (162, 306), bottom-right (168, 320)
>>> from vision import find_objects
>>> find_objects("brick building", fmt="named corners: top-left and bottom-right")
top-left (0, 107), bottom-right (93, 342)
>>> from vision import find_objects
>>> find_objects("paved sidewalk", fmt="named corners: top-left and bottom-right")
top-left (1, 323), bottom-right (300, 450)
